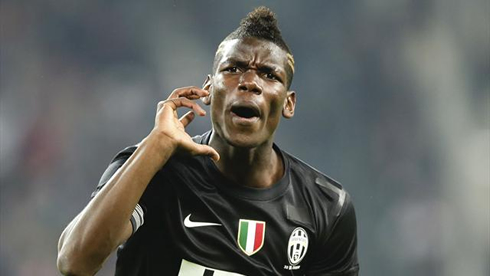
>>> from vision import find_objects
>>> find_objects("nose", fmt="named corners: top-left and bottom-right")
top-left (238, 70), bottom-right (262, 94)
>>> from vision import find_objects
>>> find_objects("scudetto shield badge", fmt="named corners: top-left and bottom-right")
top-left (237, 219), bottom-right (266, 256)
top-left (288, 227), bottom-right (309, 265)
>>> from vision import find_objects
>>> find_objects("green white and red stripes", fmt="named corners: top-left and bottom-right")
top-left (237, 219), bottom-right (266, 256)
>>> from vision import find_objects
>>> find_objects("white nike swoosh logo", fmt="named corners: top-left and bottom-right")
top-left (184, 214), bottom-right (222, 228)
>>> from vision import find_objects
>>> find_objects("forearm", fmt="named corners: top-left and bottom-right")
top-left (57, 132), bottom-right (175, 275)
top-left (58, 86), bottom-right (217, 275)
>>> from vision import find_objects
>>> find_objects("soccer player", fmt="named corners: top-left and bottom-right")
top-left (57, 6), bottom-right (359, 276)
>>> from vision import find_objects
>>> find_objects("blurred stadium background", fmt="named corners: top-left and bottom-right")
top-left (1, 0), bottom-right (488, 275)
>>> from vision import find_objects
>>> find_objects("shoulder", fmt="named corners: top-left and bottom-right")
top-left (282, 150), bottom-right (351, 217)
top-left (282, 150), bottom-right (358, 268)
top-left (191, 130), bottom-right (212, 145)
top-left (90, 145), bottom-right (137, 198)
top-left (111, 145), bottom-right (138, 162)
top-left (110, 131), bottom-right (210, 169)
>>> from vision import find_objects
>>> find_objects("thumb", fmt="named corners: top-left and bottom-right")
top-left (181, 140), bottom-right (220, 161)
top-left (193, 144), bottom-right (220, 161)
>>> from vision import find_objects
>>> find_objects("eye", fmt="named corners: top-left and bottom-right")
top-left (224, 67), bottom-right (239, 73)
top-left (265, 73), bottom-right (279, 81)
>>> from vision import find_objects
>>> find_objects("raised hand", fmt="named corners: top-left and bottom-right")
top-left (150, 86), bottom-right (220, 161)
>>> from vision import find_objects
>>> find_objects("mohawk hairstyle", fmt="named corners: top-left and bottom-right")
top-left (213, 6), bottom-right (295, 87)
top-left (224, 6), bottom-right (292, 54)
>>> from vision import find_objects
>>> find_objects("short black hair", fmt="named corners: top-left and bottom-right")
top-left (213, 6), bottom-right (295, 88)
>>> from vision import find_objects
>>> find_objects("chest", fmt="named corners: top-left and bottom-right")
top-left (157, 177), bottom-right (315, 275)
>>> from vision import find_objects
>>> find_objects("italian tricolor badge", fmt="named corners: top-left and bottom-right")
top-left (237, 219), bottom-right (266, 256)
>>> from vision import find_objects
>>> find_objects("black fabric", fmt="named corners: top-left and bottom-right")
top-left (94, 131), bottom-right (358, 276)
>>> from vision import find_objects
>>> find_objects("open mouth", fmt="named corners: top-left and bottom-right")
top-left (230, 105), bottom-right (260, 119)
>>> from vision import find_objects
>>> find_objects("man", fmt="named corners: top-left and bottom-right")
top-left (57, 6), bottom-right (359, 276)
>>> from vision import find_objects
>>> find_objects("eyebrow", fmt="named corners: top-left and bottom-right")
top-left (221, 58), bottom-right (248, 68)
top-left (221, 58), bottom-right (284, 74)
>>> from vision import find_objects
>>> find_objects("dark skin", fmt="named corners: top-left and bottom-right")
top-left (57, 37), bottom-right (295, 275)
top-left (204, 37), bottom-right (296, 188)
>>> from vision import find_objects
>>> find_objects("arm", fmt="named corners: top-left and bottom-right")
top-left (57, 87), bottom-right (219, 276)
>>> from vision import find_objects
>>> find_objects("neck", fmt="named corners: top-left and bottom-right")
top-left (209, 132), bottom-right (284, 189)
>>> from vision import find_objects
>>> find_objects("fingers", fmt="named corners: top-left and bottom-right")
top-left (179, 111), bottom-right (195, 127)
top-left (156, 86), bottom-right (210, 119)
top-left (168, 86), bottom-right (210, 100)
top-left (158, 97), bottom-right (206, 116)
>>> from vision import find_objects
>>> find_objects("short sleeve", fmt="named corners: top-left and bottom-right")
top-left (306, 194), bottom-right (359, 276)
top-left (90, 146), bottom-right (145, 234)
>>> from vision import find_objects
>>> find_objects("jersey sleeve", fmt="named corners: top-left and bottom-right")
top-left (90, 146), bottom-right (145, 234)
top-left (306, 193), bottom-right (359, 276)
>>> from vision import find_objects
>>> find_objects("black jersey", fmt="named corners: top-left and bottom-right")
top-left (92, 131), bottom-right (359, 276)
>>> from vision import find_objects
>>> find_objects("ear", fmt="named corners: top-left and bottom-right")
top-left (282, 91), bottom-right (296, 119)
top-left (201, 74), bottom-right (212, 106)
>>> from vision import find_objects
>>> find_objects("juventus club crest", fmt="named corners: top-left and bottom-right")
top-left (286, 227), bottom-right (309, 269)
top-left (237, 219), bottom-right (266, 256)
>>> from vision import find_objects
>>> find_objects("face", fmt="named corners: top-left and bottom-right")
top-left (203, 37), bottom-right (296, 148)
